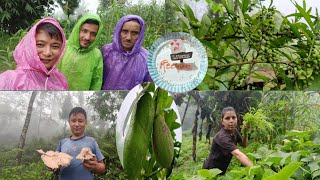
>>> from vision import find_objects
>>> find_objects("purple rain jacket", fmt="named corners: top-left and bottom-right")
top-left (101, 15), bottom-right (152, 90)
top-left (0, 18), bottom-right (68, 90)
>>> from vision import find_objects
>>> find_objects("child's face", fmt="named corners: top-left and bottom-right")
top-left (36, 30), bottom-right (62, 71)
top-left (69, 112), bottom-right (87, 138)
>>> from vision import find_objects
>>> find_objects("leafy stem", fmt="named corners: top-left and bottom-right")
top-left (208, 60), bottom-right (293, 69)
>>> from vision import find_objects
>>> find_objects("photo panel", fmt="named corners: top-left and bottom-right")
top-left (0, 1), bottom-right (167, 91)
top-left (166, 0), bottom-right (320, 91)
top-left (0, 86), bottom-right (184, 179)
top-left (0, 91), bottom-right (128, 179)
top-left (2, 0), bottom-right (320, 180)
top-left (115, 83), bottom-right (182, 179)
top-left (168, 91), bottom-right (320, 179)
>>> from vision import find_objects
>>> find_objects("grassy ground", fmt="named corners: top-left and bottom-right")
top-left (171, 130), bottom-right (211, 179)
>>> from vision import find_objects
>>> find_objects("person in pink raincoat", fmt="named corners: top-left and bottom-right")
top-left (0, 18), bottom-right (68, 90)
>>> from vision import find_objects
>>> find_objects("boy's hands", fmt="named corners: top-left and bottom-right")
top-left (47, 166), bottom-right (60, 174)
top-left (83, 156), bottom-right (98, 171)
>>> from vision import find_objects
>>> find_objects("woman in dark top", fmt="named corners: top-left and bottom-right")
top-left (203, 107), bottom-right (253, 174)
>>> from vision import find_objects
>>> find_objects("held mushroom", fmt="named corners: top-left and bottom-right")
top-left (76, 147), bottom-right (95, 162)
top-left (37, 149), bottom-right (73, 169)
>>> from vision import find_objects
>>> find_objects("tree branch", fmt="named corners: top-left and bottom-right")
top-left (208, 60), bottom-right (293, 69)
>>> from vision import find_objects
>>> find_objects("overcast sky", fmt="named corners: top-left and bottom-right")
top-left (72, 0), bottom-right (164, 12)
top-left (185, 0), bottom-right (320, 20)
top-left (263, 0), bottom-right (320, 16)
top-left (54, 0), bottom-right (164, 19)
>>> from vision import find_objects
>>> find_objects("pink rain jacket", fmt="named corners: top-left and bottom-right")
top-left (0, 18), bottom-right (68, 90)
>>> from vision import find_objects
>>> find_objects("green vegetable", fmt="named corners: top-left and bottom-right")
top-left (153, 115), bottom-right (174, 168)
top-left (123, 92), bottom-right (155, 179)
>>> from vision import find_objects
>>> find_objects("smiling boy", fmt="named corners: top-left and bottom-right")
top-left (56, 107), bottom-right (105, 180)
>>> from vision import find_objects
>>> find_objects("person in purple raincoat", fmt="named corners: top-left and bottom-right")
top-left (101, 15), bottom-right (151, 90)
top-left (0, 18), bottom-right (67, 90)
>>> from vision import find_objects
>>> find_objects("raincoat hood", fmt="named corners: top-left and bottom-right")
top-left (14, 18), bottom-right (66, 75)
top-left (0, 17), bottom-right (68, 90)
top-left (67, 13), bottom-right (103, 51)
top-left (112, 15), bottom-right (145, 55)
top-left (101, 15), bottom-right (151, 90)
top-left (57, 13), bottom-right (103, 90)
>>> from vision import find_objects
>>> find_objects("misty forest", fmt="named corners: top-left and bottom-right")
top-left (0, 91), bottom-right (128, 179)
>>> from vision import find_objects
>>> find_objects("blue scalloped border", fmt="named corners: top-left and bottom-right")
top-left (148, 32), bottom-right (208, 93)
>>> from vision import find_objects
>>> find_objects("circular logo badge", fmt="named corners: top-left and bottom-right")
top-left (148, 32), bottom-right (208, 93)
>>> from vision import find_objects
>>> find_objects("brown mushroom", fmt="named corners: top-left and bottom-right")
top-left (37, 149), bottom-right (73, 169)
top-left (76, 147), bottom-right (95, 161)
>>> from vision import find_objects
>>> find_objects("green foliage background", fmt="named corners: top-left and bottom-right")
top-left (170, 91), bottom-right (320, 179)
top-left (170, 0), bottom-right (320, 90)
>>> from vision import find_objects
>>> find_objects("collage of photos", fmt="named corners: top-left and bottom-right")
top-left (1, 0), bottom-right (320, 180)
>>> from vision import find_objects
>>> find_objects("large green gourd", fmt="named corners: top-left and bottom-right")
top-left (152, 115), bottom-right (174, 168)
top-left (123, 92), bottom-right (155, 179)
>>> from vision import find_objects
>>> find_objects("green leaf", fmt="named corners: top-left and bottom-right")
top-left (278, 69), bottom-right (295, 90)
top-left (214, 67), bottom-right (235, 78)
top-left (184, 3), bottom-right (198, 23)
top-left (143, 143), bottom-right (156, 175)
top-left (155, 87), bottom-right (171, 116)
top-left (308, 161), bottom-right (320, 173)
top-left (312, 169), bottom-right (320, 179)
top-left (211, 2), bottom-right (224, 14)
top-left (209, 168), bottom-right (223, 177)
top-left (240, 0), bottom-right (250, 13)
top-left (263, 162), bottom-right (302, 180)
top-left (288, 23), bottom-right (301, 39)
top-left (25, 3), bottom-right (34, 13)
top-left (265, 156), bottom-right (282, 165)
top-left (198, 13), bottom-right (211, 38)
top-left (164, 109), bottom-right (178, 131)
top-left (171, 121), bottom-right (181, 131)
top-left (220, 0), bottom-right (234, 15)
top-left (297, 22), bottom-right (313, 41)
top-left (293, 1), bottom-right (315, 33)
top-left (238, 6), bottom-right (245, 28)
top-left (225, 169), bottom-right (245, 179)
top-left (223, 56), bottom-right (239, 64)
top-left (262, 168), bottom-right (276, 179)
top-left (170, 0), bottom-right (184, 14)
top-left (307, 74), bottom-right (320, 90)
top-left (206, 68), bottom-right (216, 78)
top-left (215, 22), bottom-right (232, 44)
top-left (200, 40), bottom-right (223, 57)
top-left (197, 81), bottom-right (210, 90)
top-left (143, 82), bottom-right (155, 92)
top-left (248, 165), bottom-right (262, 177)
top-left (278, 49), bottom-right (293, 61)
top-left (247, 152), bottom-right (263, 160)
top-left (1, 11), bottom-right (11, 22)
top-left (270, 36), bottom-right (293, 48)
top-left (198, 169), bottom-right (211, 177)
top-left (250, 73), bottom-right (272, 82)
